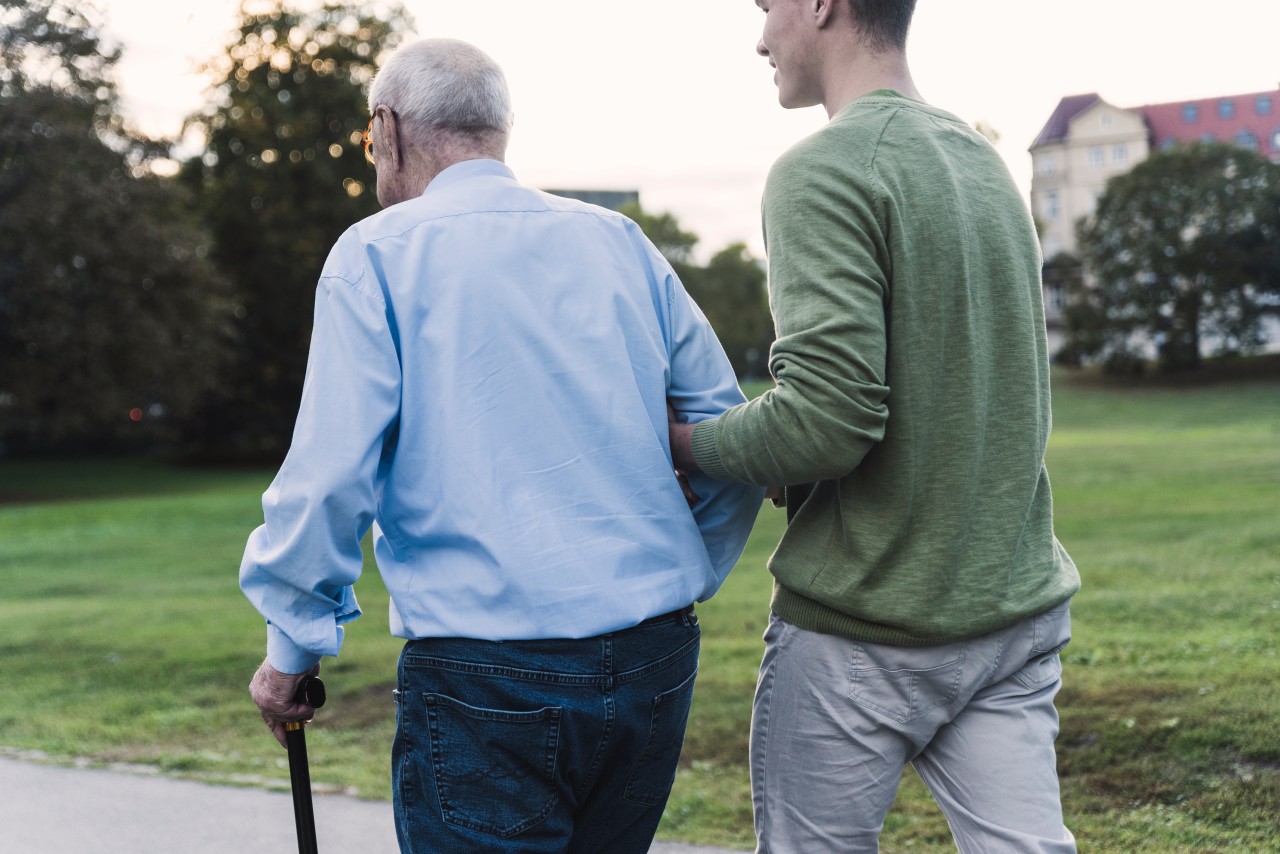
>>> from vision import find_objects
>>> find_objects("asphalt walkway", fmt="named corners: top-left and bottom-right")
top-left (0, 756), bottom-right (746, 853)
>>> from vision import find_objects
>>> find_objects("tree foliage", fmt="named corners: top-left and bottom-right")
top-left (0, 0), bottom-right (233, 453)
top-left (684, 243), bottom-right (773, 378)
top-left (0, 0), bottom-right (118, 108)
top-left (180, 0), bottom-right (413, 457)
top-left (619, 202), bottom-right (700, 267)
top-left (622, 203), bottom-right (773, 377)
top-left (1071, 142), bottom-right (1280, 373)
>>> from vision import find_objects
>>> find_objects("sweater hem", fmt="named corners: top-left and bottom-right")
top-left (769, 583), bottom-right (1075, 647)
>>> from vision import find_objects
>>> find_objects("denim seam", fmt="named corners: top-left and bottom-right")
top-left (578, 686), bottom-right (616, 804)
top-left (614, 634), bottom-right (700, 686)
top-left (402, 658), bottom-right (611, 685)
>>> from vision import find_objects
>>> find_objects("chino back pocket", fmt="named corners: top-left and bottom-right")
top-left (624, 666), bottom-right (698, 806)
top-left (848, 651), bottom-right (964, 724)
top-left (424, 693), bottom-right (562, 839)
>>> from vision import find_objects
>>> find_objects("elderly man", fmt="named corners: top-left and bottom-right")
top-left (670, 1), bottom-right (1081, 852)
top-left (242, 38), bottom-right (762, 853)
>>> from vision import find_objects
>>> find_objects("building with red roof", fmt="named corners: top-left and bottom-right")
top-left (1030, 86), bottom-right (1280, 263)
top-left (1028, 86), bottom-right (1280, 340)
top-left (1140, 90), bottom-right (1280, 157)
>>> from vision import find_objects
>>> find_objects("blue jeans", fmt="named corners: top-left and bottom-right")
top-left (392, 607), bottom-right (701, 853)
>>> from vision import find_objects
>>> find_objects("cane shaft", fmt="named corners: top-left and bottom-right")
top-left (286, 722), bottom-right (319, 854)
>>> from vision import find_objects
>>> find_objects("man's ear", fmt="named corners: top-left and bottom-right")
top-left (813, 0), bottom-right (835, 28)
top-left (377, 105), bottom-right (402, 170)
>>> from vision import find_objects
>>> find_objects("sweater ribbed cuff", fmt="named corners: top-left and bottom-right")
top-left (691, 419), bottom-right (733, 481)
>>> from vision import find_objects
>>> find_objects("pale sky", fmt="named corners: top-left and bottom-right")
top-left (96, 0), bottom-right (1280, 260)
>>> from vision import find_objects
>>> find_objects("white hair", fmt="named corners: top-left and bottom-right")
top-left (368, 38), bottom-right (513, 147)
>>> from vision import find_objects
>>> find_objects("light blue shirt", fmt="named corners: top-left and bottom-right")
top-left (239, 159), bottom-right (763, 673)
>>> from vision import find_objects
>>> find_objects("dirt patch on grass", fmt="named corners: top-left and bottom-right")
top-left (1058, 680), bottom-right (1277, 813)
top-left (315, 681), bottom-right (396, 731)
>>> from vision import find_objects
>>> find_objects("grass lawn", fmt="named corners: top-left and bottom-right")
top-left (1, 364), bottom-right (1278, 851)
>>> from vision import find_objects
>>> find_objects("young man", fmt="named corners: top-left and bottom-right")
top-left (243, 38), bottom-right (762, 853)
top-left (670, 2), bottom-right (1081, 851)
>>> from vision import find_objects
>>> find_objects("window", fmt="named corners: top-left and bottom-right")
top-left (1202, 132), bottom-right (1218, 143)
top-left (1272, 129), bottom-right (1280, 151)
top-left (1160, 138), bottom-right (1178, 151)
top-left (1219, 99), bottom-right (1236, 120)
top-left (1035, 153), bottom-right (1056, 176)
top-left (1257, 94), bottom-right (1274, 116)
top-left (1182, 103), bottom-right (1199, 123)
top-left (1048, 284), bottom-right (1065, 312)
top-left (1113, 144), bottom-right (1129, 165)
top-left (1236, 130), bottom-right (1259, 151)
top-left (1045, 190), bottom-right (1060, 220)
top-left (1100, 112), bottom-right (1113, 129)
top-left (1089, 147), bottom-right (1104, 168)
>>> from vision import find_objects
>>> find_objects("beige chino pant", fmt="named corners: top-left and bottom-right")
top-left (750, 601), bottom-right (1076, 854)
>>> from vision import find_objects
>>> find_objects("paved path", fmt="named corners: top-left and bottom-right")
top-left (0, 756), bottom-right (746, 853)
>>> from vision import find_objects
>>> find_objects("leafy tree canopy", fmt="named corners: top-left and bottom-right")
top-left (622, 203), bottom-right (773, 377)
top-left (1071, 142), bottom-right (1280, 373)
top-left (1, 0), bottom-right (233, 453)
top-left (180, 0), bottom-right (413, 457)
top-left (0, 0), bottom-right (118, 104)
top-left (619, 201), bottom-right (700, 267)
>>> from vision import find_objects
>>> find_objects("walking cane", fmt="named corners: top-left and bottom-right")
top-left (285, 675), bottom-right (327, 854)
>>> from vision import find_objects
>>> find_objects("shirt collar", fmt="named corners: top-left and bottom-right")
top-left (423, 158), bottom-right (515, 196)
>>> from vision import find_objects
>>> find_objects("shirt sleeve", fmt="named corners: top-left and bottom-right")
top-left (691, 149), bottom-right (891, 486)
top-left (658, 243), bottom-right (765, 582)
top-left (238, 244), bottom-right (402, 674)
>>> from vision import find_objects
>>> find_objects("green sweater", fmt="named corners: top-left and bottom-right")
top-left (693, 91), bottom-right (1080, 645)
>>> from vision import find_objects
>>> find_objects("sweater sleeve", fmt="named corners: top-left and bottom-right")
top-left (692, 146), bottom-right (890, 485)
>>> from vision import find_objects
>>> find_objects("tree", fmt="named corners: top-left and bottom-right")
top-left (686, 244), bottom-right (773, 378)
top-left (1072, 142), bottom-right (1280, 373)
top-left (0, 0), bottom-right (233, 453)
top-left (618, 201), bottom-right (700, 268)
top-left (621, 203), bottom-right (774, 377)
top-left (180, 0), bottom-right (413, 457)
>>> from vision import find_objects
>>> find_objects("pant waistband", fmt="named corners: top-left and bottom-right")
top-left (635, 604), bottom-right (697, 629)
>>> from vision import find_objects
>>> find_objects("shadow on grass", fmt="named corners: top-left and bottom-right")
top-left (1055, 352), bottom-right (1280, 390)
top-left (0, 455), bottom-right (271, 505)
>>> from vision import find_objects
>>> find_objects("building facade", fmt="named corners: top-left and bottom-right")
top-left (1030, 87), bottom-right (1280, 262)
top-left (1029, 87), bottom-right (1280, 342)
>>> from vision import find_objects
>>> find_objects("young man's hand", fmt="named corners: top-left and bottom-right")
top-left (666, 401), bottom-right (699, 473)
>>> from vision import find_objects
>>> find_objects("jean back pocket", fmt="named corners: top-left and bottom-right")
top-left (424, 693), bottom-right (563, 839)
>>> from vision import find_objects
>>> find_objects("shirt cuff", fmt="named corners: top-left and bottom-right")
top-left (267, 623), bottom-right (329, 674)
top-left (692, 418), bottom-right (734, 481)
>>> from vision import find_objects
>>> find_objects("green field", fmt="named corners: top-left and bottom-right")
top-left (2, 367), bottom-right (1278, 851)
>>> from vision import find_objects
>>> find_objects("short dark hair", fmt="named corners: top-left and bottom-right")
top-left (847, 0), bottom-right (916, 50)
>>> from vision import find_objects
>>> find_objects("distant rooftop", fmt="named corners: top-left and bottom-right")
top-left (1029, 93), bottom-right (1101, 149)
top-left (1138, 88), bottom-right (1280, 157)
top-left (1032, 87), bottom-right (1280, 160)
top-left (543, 189), bottom-right (639, 212)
